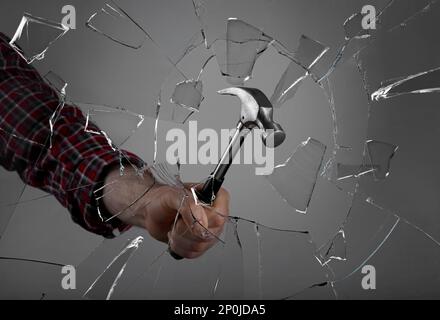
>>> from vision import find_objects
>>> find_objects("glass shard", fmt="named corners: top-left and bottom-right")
top-left (83, 236), bottom-right (143, 300)
top-left (371, 67), bottom-right (440, 101)
top-left (86, 3), bottom-right (147, 49)
top-left (271, 35), bottom-right (328, 108)
top-left (365, 140), bottom-right (398, 180)
top-left (192, 0), bottom-right (208, 47)
top-left (155, 40), bottom-right (210, 124)
top-left (317, 229), bottom-right (346, 265)
top-left (292, 35), bottom-right (330, 70)
top-left (171, 80), bottom-right (203, 112)
top-left (81, 103), bottom-right (145, 149)
top-left (9, 13), bottom-right (69, 64)
top-left (266, 138), bottom-right (326, 213)
top-left (336, 163), bottom-right (377, 180)
top-left (43, 71), bottom-right (68, 97)
top-left (171, 104), bottom-right (195, 124)
top-left (223, 18), bottom-right (271, 84)
top-left (343, 13), bottom-right (371, 40)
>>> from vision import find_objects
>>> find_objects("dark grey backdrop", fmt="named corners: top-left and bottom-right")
top-left (0, 0), bottom-right (439, 299)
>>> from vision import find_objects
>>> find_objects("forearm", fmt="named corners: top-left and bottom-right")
top-left (101, 165), bottom-right (156, 229)
top-left (0, 32), bottom-right (145, 238)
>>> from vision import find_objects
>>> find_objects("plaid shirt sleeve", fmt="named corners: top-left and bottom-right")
top-left (0, 32), bottom-right (145, 238)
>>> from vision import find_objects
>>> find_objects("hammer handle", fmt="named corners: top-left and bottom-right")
top-left (169, 123), bottom-right (246, 260)
top-left (169, 176), bottom-right (224, 260)
top-left (194, 175), bottom-right (225, 205)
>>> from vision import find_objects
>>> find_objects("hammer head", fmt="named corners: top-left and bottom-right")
top-left (218, 87), bottom-right (286, 147)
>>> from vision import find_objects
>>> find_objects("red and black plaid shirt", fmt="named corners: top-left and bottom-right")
top-left (0, 32), bottom-right (145, 238)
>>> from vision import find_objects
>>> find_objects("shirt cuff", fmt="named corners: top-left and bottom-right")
top-left (66, 149), bottom-right (145, 238)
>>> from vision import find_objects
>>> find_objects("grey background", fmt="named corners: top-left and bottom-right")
top-left (0, 0), bottom-right (439, 299)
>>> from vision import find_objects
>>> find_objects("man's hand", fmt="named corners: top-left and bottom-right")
top-left (102, 166), bottom-right (230, 259)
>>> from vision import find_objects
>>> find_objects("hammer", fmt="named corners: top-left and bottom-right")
top-left (169, 87), bottom-right (285, 259)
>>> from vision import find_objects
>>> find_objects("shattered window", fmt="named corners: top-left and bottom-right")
top-left (1, 0), bottom-right (440, 301)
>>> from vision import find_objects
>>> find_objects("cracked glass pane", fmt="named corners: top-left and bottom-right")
top-left (266, 138), bottom-right (326, 214)
top-left (9, 13), bottom-right (69, 64)
top-left (2, 0), bottom-right (440, 301)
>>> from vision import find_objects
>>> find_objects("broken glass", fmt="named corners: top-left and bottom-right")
top-left (43, 71), bottom-right (68, 97)
top-left (317, 229), bottom-right (347, 265)
top-left (171, 80), bottom-right (204, 112)
top-left (220, 18), bottom-right (271, 84)
top-left (43, 71), bottom-right (68, 148)
top-left (371, 67), bottom-right (440, 101)
top-left (236, 221), bottom-right (328, 300)
top-left (353, 0), bottom-right (440, 245)
top-left (0, 168), bottom-right (26, 240)
top-left (343, 13), bottom-right (371, 40)
top-left (332, 218), bottom-right (440, 299)
top-left (336, 164), bottom-right (375, 181)
top-left (375, 0), bottom-right (438, 33)
top-left (86, 3), bottom-right (147, 50)
top-left (270, 35), bottom-right (329, 108)
top-left (9, 13), bottom-right (69, 64)
top-left (111, 0), bottom-right (205, 64)
top-left (211, 218), bottom-right (244, 299)
top-left (83, 236), bottom-right (143, 300)
top-left (319, 192), bottom-right (400, 279)
top-left (333, 139), bottom-right (397, 182)
top-left (0, 257), bottom-right (67, 299)
top-left (82, 103), bottom-right (145, 149)
top-left (2, 0), bottom-right (440, 300)
top-left (155, 40), bottom-right (210, 124)
top-left (266, 138), bottom-right (326, 214)
top-left (283, 281), bottom-right (337, 300)
top-left (365, 140), bottom-right (398, 180)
